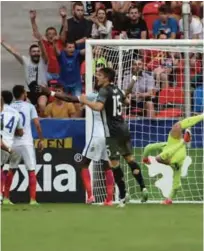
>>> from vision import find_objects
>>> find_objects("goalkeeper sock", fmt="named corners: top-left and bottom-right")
top-left (105, 170), bottom-right (114, 202)
top-left (81, 168), bottom-right (92, 198)
top-left (113, 166), bottom-right (126, 200)
top-left (128, 161), bottom-right (146, 191)
top-left (4, 170), bottom-right (14, 199)
top-left (29, 171), bottom-right (37, 201)
top-left (180, 114), bottom-right (203, 129)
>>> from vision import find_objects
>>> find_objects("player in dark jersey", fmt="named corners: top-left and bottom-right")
top-left (80, 67), bottom-right (148, 205)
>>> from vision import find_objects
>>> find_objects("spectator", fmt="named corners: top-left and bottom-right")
top-left (111, 1), bottom-right (131, 13)
top-left (45, 84), bottom-right (76, 118)
top-left (123, 59), bottom-right (156, 118)
top-left (156, 31), bottom-right (168, 39)
top-left (30, 7), bottom-right (68, 81)
top-left (153, 4), bottom-right (178, 39)
top-left (179, 13), bottom-right (203, 39)
top-left (53, 39), bottom-right (85, 117)
top-left (122, 5), bottom-right (148, 39)
top-left (153, 52), bottom-right (174, 89)
top-left (53, 39), bottom-right (84, 96)
top-left (62, 2), bottom-right (92, 46)
top-left (1, 39), bottom-right (48, 116)
top-left (191, 73), bottom-right (203, 114)
top-left (111, 1), bottom-right (131, 37)
top-left (91, 8), bottom-right (112, 39)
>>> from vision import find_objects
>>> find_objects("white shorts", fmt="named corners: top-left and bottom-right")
top-left (82, 137), bottom-right (108, 161)
top-left (10, 145), bottom-right (36, 171)
top-left (1, 149), bottom-right (10, 166)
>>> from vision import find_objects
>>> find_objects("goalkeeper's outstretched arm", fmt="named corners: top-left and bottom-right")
top-left (143, 142), bottom-right (167, 158)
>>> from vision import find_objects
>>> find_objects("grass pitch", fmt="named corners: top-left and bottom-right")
top-left (1, 204), bottom-right (202, 251)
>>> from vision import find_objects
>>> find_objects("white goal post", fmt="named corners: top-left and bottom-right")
top-left (85, 39), bottom-right (203, 204)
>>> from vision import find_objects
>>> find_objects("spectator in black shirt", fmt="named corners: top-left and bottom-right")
top-left (122, 5), bottom-right (148, 39)
top-left (61, 2), bottom-right (92, 45)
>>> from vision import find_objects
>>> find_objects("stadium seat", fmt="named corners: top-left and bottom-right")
top-left (158, 87), bottom-right (184, 105)
top-left (156, 108), bottom-right (183, 118)
top-left (142, 2), bottom-right (161, 38)
top-left (156, 87), bottom-right (184, 117)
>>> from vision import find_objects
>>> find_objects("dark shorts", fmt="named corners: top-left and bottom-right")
top-left (106, 136), bottom-right (132, 160)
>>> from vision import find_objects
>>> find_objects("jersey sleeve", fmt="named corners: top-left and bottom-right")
top-left (86, 92), bottom-right (98, 102)
top-left (97, 88), bottom-right (109, 104)
top-left (30, 104), bottom-right (38, 120)
top-left (143, 142), bottom-right (167, 157)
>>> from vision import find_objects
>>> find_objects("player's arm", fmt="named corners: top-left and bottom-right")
top-left (0, 138), bottom-right (12, 153)
top-left (124, 75), bottom-right (137, 96)
top-left (31, 105), bottom-right (44, 151)
top-left (1, 39), bottom-right (23, 65)
top-left (80, 88), bottom-right (108, 111)
top-left (39, 86), bottom-right (80, 103)
top-left (80, 98), bottom-right (104, 111)
top-left (143, 142), bottom-right (167, 164)
top-left (15, 115), bottom-right (24, 137)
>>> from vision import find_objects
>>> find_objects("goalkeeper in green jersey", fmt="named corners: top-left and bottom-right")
top-left (142, 114), bottom-right (203, 204)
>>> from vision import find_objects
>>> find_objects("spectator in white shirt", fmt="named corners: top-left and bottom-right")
top-left (1, 39), bottom-right (48, 116)
top-left (91, 8), bottom-right (112, 39)
top-left (179, 14), bottom-right (203, 39)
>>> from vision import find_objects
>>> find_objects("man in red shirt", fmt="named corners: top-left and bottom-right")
top-left (30, 7), bottom-right (67, 81)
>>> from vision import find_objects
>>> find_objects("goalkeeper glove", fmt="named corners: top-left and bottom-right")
top-left (143, 157), bottom-right (151, 165)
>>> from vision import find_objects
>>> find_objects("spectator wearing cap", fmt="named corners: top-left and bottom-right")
top-left (61, 2), bottom-right (92, 47)
top-left (179, 12), bottom-right (203, 39)
top-left (91, 8), bottom-right (113, 39)
top-left (122, 5), bottom-right (148, 39)
top-left (153, 4), bottom-right (178, 39)
top-left (30, 8), bottom-right (67, 81)
top-left (123, 59), bottom-right (156, 118)
top-left (45, 84), bottom-right (76, 118)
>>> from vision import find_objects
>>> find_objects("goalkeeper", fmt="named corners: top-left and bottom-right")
top-left (143, 114), bottom-right (203, 204)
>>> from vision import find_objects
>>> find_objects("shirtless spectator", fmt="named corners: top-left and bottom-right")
top-left (30, 7), bottom-right (68, 81)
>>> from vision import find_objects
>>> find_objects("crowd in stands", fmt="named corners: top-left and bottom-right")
top-left (1, 1), bottom-right (203, 118)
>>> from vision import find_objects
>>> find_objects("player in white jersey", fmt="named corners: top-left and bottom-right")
top-left (1, 92), bottom-right (23, 203)
top-left (39, 85), bottom-right (114, 205)
top-left (3, 86), bottom-right (44, 205)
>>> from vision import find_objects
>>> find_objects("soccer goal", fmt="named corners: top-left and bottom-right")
top-left (85, 39), bottom-right (203, 204)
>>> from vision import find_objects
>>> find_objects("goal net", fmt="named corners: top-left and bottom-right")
top-left (85, 40), bottom-right (203, 203)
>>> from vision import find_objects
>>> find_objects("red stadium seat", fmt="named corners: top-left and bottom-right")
top-left (142, 2), bottom-right (161, 38)
top-left (156, 87), bottom-right (184, 117)
top-left (156, 108), bottom-right (183, 118)
top-left (159, 87), bottom-right (184, 105)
